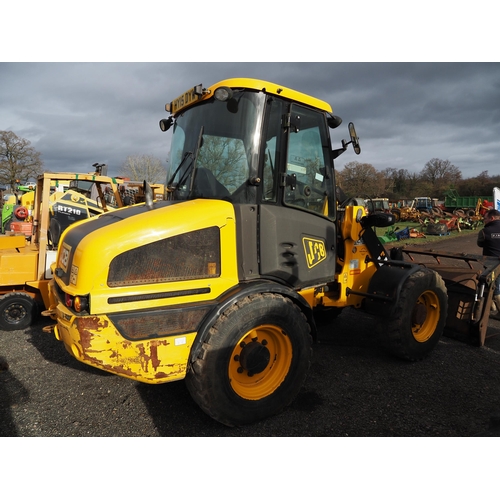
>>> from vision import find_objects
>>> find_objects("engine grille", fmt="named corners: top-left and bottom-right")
top-left (108, 226), bottom-right (221, 287)
top-left (111, 303), bottom-right (213, 340)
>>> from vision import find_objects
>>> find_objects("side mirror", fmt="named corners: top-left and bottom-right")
top-left (348, 122), bottom-right (361, 155)
top-left (332, 122), bottom-right (361, 159)
top-left (159, 117), bottom-right (174, 132)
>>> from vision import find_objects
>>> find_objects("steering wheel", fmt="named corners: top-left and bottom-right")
top-left (288, 180), bottom-right (327, 210)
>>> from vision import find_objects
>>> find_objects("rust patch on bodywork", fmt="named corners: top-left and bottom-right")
top-left (72, 315), bottom-right (189, 382)
top-left (137, 340), bottom-right (169, 372)
top-left (77, 316), bottom-right (109, 349)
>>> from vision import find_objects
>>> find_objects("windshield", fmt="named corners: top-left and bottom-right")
top-left (167, 91), bottom-right (265, 202)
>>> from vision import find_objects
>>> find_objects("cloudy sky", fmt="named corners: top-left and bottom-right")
top-left (2, 62), bottom-right (499, 181)
top-left (2, 4), bottom-right (498, 182)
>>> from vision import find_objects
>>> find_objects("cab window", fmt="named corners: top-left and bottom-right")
top-left (284, 105), bottom-right (334, 217)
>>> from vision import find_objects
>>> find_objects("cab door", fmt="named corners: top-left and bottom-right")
top-left (259, 101), bottom-right (338, 288)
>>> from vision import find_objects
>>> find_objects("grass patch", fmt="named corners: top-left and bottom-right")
top-left (375, 221), bottom-right (482, 247)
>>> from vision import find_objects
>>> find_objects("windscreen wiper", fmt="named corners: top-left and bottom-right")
top-left (167, 151), bottom-right (194, 190)
top-left (167, 126), bottom-right (204, 197)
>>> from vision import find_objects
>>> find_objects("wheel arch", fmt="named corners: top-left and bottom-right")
top-left (189, 280), bottom-right (316, 364)
top-left (363, 262), bottom-right (424, 317)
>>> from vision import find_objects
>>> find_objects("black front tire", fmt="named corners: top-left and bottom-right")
top-left (382, 268), bottom-right (448, 361)
top-left (186, 293), bottom-right (312, 426)
top-left (0, 292), bottom-right (38, 331)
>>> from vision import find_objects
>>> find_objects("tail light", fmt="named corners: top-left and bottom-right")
top-left (65, 293), bottom-right (89, 314)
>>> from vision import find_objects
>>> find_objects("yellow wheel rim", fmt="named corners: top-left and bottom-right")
top-left (411, 290), bottom-right (441, 343)
top-left (229, 324), bottom-right (293, 400)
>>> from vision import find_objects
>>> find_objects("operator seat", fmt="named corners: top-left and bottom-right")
top-left (192, 168), bottom-right (231, 201)
top-left (49, 217), bottom-right (62, 247)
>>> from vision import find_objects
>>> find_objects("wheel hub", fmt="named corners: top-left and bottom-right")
top-left (238, 340), bottom-right (270, 376)
top-left (412, 303), bottom-right (427, 326)
top-left (5, 305), bottom-right (25, 321)
top-left (228, 324), bottom-right (294, 400)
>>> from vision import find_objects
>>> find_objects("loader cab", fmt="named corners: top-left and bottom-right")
top-left (162, 79), bottom-right (355, 288)
top-left (262, 98), bottom-right (336, 217)
top-left (164, 80), bottom-right (337, 214)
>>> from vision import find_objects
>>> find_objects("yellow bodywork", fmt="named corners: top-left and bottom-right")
top-left (300, 205), bottom-right (378, 310)
top-left (167, 78), bottom-right (333, 116)
top-left (0, 234), bottom-right (26, 251)
top-left (0, 230), bottom-right (51, 305)
top-left (333, 205), bottom-right (379, 306)
top-left (0, 245), bottom-right (38, 284)
top-left (53, 307), bottom-right (197, 383)
top-left (50, 199), bottom-right (239, 383)
top-left (60, 199), bottom-right (238, 315)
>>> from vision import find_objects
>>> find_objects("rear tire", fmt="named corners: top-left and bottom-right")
top-left (186, 293), bottom-right (312, 426)
top-left (383, 268), bottom-right (448, 361)
top-left (391, 209), bottom-right (401, 222)
top-left (0, 292), bottom-right (38, 331)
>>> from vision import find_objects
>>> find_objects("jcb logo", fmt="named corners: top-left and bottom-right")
top-left (59, 243), bottom-right (72, 273)
top-left (303, 237), bottom-right (327, 269)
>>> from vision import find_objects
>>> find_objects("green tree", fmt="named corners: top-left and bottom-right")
top-left (121, 154), bottom-right (166, 183)
top-left (0, 131), bottom-right (44, 190)
top-left (337, 161), bottom-right (385, 198)
top-left (457, 171), bottom-right (500, 197)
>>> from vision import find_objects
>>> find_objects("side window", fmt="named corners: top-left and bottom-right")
top-left (284, 106), bottom-right (333, 217)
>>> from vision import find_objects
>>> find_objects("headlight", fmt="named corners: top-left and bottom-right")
top-left (214, 86), bottom-right (233, 102)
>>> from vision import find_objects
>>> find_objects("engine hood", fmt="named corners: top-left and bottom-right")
top-left (55, 199), bottom-right (235, 292)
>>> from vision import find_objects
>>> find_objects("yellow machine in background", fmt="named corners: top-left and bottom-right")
top-left (45, 78), bottom-right (449, 426)
top-left (0, 169), bottom-right (166, 331)
top-left (0, 170), bottom-right (131, 330)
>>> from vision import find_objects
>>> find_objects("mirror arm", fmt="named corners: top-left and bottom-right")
top-left (332, 147), bottom-right (346, 159)
top-left (332, 139), bottom-right (348, 159)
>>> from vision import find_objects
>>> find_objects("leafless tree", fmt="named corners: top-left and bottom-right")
top-left (120, 154), bottom-right (166, 184)
top-left (197, 136), bottom-right (247, 191)
top-left (420, 158), bottom-right (462, 197)
top-left (0, 131), bottom-right (44, 190)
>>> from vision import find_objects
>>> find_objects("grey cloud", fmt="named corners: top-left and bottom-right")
top-left (1, 62), bottom-right (499, 179)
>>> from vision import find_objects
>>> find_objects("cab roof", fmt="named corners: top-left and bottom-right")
top-left (168, 77), bottom-right (333, 115)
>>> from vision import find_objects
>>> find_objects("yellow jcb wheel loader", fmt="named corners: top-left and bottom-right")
top-left (44, 78), bottom-right (455, 426)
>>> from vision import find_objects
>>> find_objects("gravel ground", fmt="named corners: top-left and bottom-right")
top-left (1, 233), bottom-right (500, 437)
